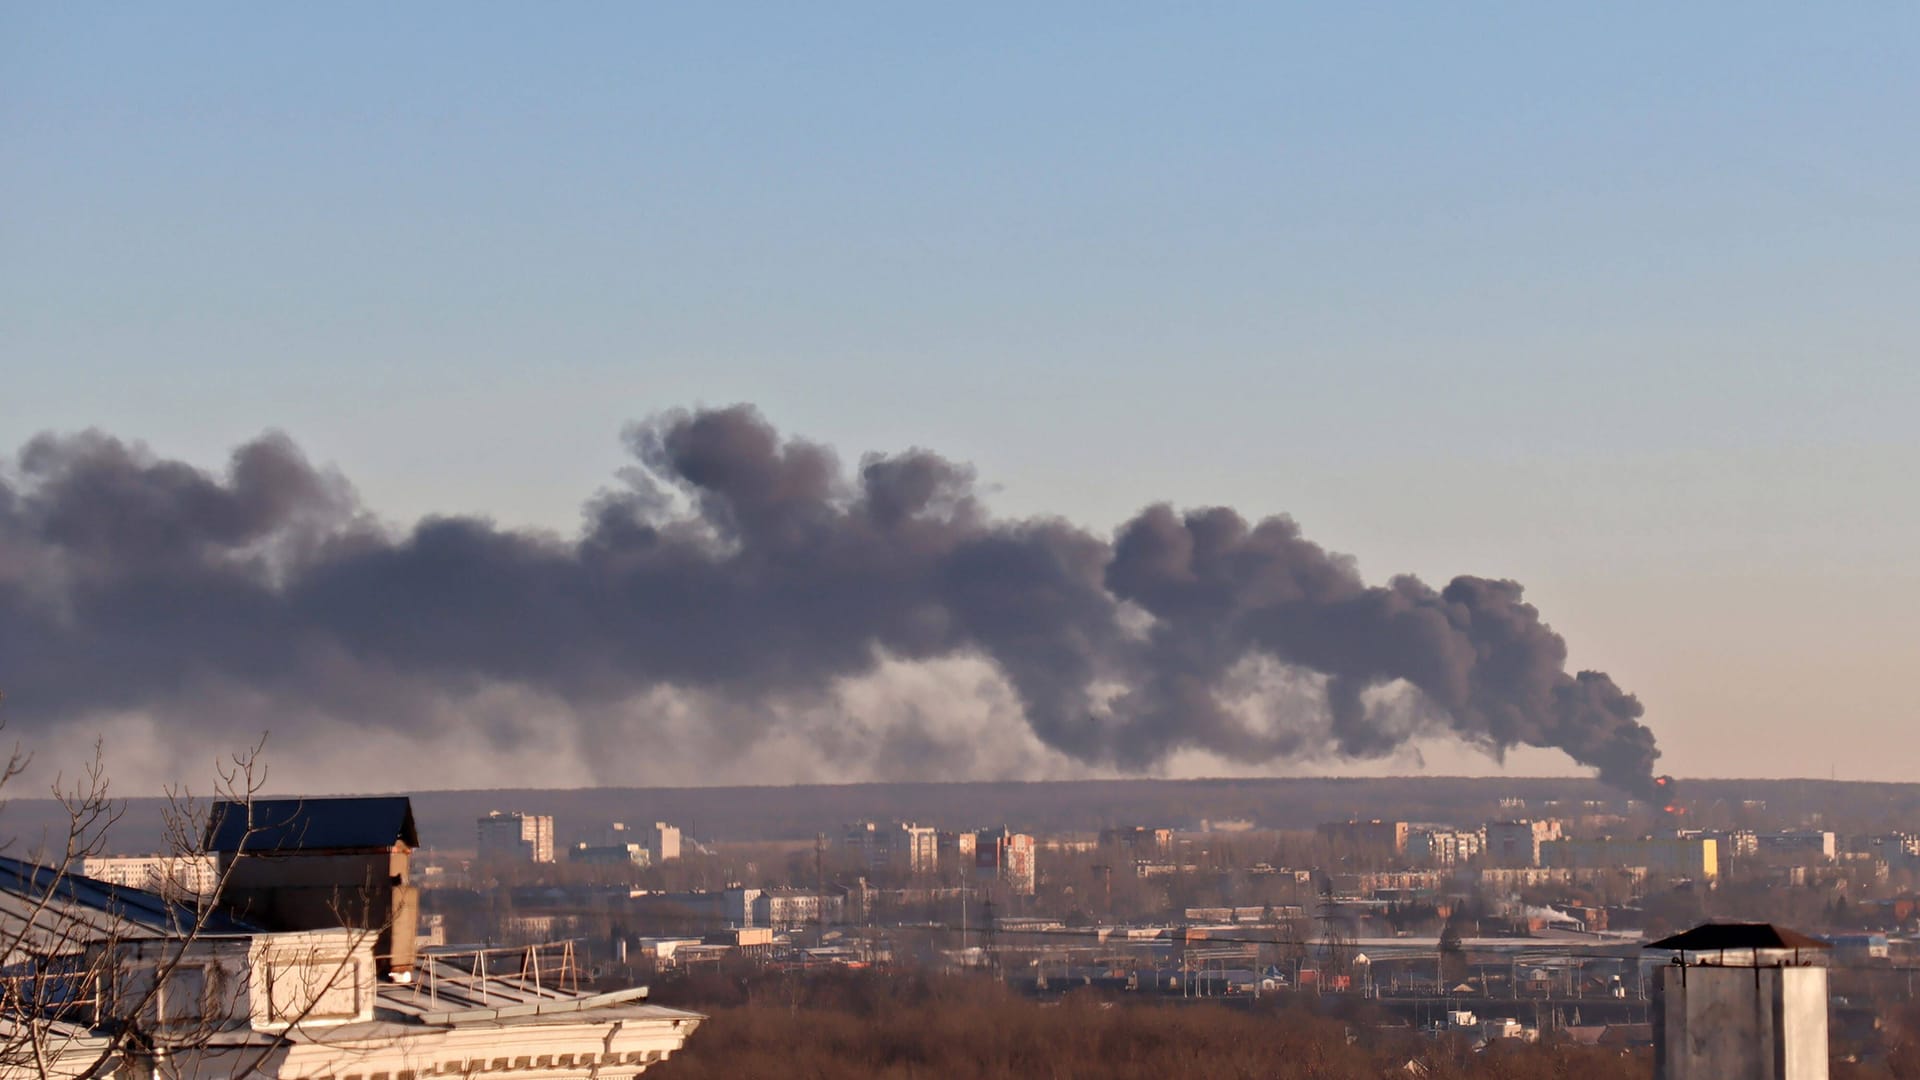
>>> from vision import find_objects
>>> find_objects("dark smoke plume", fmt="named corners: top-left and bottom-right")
top-left (0, 406), bottom-right (1659, 791)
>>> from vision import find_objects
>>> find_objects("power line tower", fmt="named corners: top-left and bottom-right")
top-left (1316, 882), bottom-right (1351, 989)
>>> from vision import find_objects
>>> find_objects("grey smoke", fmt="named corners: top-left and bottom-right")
top-left (0, 406), bottom-right (1659, 792)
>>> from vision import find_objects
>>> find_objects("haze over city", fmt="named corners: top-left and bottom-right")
top-left (10, 8), bottom-right (1920, 1080)
top-left (5, 6), bottom-right (1917, 791)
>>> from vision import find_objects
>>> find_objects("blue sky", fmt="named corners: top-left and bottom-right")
top-left (5, 5), bottom-right (1917, 781)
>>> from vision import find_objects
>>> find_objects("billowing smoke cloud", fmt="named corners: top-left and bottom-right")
top-left (0, 406), bottom-right (1659, 792)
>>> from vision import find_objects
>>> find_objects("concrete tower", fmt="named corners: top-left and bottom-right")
top-left (1647, 923), bottom-right (1830, 1080)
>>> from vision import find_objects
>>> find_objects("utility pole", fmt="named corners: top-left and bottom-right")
top-left (814, 833), bottom-right (826, 948)
top-left (981, 897), bottom-right (998, 978)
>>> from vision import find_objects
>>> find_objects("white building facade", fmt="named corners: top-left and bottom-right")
top-left (80, 854), bottom-right (219, 901)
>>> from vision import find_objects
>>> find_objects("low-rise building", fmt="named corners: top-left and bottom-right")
top-left (629, 889), bottom-right (727, 931)
top-left (754, 888), bottom-right (841, 927)
top-left (81, 853), bottom-right (219, 901)
top-left (1478, 866), bottom-right (1649, 890)
top-left (1329, 870), bottom-right (1452, 897)
top-left (1824, 933), bottom-right (1890, 963)
top-left (636, 936), bottom-right (705, 965)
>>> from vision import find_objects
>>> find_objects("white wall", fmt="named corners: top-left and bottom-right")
top-left (1657, 964), bottom-right (1827, 1080)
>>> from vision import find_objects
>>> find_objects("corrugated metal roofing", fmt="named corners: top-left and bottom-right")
top-left (0, 855), bottom-right (258, 937)
top-left (204, 796), bottom-right (418, 853)
top-left (1643, 922), bottom-right (1830, 952)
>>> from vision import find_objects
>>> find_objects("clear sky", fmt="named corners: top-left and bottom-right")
top-left (5, 5), bottom-right (1917, 784)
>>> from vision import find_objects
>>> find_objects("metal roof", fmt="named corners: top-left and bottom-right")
top-left (1643, 922), bottom-right (1830, 952)
top-left (0, 855), bottom-right (258, 937)
top-left (381, 955), bottom-right (707, 1028)
top-left (204, 796), bottom-right (418, 853)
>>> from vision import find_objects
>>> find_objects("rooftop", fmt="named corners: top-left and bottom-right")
top-left (1, 854), bottom-right (704, 1077)
top-left (0, 855), bottom-right (257, 941)
top-left (1644, 922), bottom-right (1830, 954)
top-left (205, 796), bottom-right (418, 853)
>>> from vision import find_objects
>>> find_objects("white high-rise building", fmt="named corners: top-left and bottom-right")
top-left (1407, 828), bottom-right (1483, 867)
top-left (974, 828), bottom-right (1036, 896)
top-left (1484, 820), bottom-right (1562, 867)
top-left (1756, 830), bottom-right (1837, 863)
top-left (842, 821), bottom-right (938, 877)
top-left (645, 822), bottom-right (682, 863)
top-left (477, 810), bottom-right (555, 863)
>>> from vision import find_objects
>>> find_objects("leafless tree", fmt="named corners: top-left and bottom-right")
top-left (0, 720), bottom-right (395, 1079)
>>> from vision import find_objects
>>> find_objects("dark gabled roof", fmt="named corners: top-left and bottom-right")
top-left (1644, 922), bottom-right (1830, 952)
top-left (204, 796), bottom-right (418, 853)
top-left (0, 856), bottom-right (258, 936)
